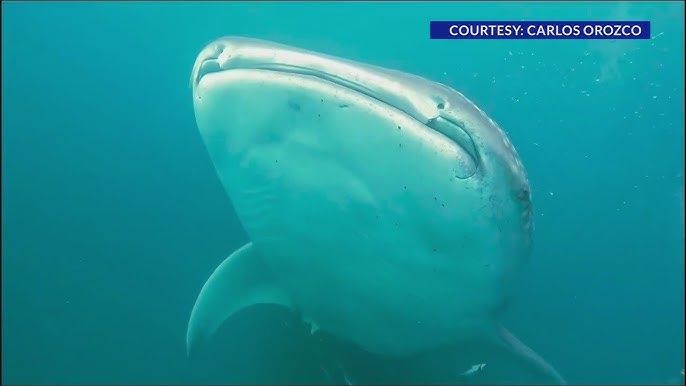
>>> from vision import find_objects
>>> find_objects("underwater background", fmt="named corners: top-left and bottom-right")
top-left (2, 1), bottom-right (684, 385)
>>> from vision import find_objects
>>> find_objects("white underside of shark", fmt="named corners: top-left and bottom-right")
top-left (185, 36), bottom-right (566, 385)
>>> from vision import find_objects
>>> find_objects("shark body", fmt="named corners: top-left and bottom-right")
top-left (186, 37), bottom-right (565, 385)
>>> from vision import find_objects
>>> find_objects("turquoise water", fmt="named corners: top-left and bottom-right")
top-left (2, 1), bottom-right (684, 385)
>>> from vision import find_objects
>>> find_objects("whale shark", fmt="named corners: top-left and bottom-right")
top-left (186, 36), bottom-right (566, 385)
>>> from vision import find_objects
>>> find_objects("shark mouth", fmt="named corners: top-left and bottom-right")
top-left (192, 48), bottom-right (479, 179)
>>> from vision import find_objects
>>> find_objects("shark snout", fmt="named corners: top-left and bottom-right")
top-left (191, 41), bottom-right (230, 89)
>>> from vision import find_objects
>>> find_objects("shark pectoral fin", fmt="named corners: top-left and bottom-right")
top-left (186, 242), bottom-right (292, 357)
top-left (491, 324), bottom-right (567, 385)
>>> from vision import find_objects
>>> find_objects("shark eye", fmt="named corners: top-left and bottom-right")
top-left (516, 188), bottom-right (530, 203)
top-left (437, 102), bottom-right (445, 110)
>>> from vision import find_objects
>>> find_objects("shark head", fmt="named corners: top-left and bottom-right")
top-left (188, 37), bottom-right (551, 381)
